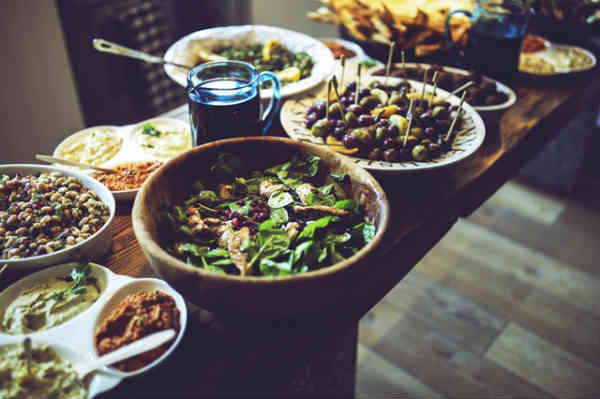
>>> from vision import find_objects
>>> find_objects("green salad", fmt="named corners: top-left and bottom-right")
top-left (162, 153), bottom-right (376, 277)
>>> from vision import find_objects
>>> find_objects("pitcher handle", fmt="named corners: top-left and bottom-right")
top-left (445, 10), bottom-right (472, 48)
top-left (259, 72), bottom-right (281, 135)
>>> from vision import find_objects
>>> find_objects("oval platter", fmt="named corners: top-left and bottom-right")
top-left (280, 75), bottom-right (486, 173)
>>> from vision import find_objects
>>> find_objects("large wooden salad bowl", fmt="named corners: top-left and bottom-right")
top-left (132, 137), bottom-right (390, 316)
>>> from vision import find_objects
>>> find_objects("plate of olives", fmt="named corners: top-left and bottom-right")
top-left (369, 63), bottom-right (517, 112)
top-left (280, 75), bottom-right (486, 173)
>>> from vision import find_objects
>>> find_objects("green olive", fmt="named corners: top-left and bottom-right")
top-left (370, 88), bottom-right (389, 106)
top-left (359, 95), bottom-right (380, 110)
top-left (396, 135), bottom-right (418, 148)
top-left (349, 128), bottom-right (372, 144)
top-left (413, 106), bottom-right (425, 116)
top-left (412, 144), bottom-right (429, 161)
top-left (388, 93), bottom-right (406, 106)
top-left (375, 126), bottom-right (387, 142)
top-left (410, 126), bottom-right (424, 140)
top-left (345, 112), bottom-right (359, 127)
top-left (421, 138), bottom-right (433, 146)
top-left (311, 119), bottom-right (330, 137)
top-left (328, 103), bottom-right (343, 119)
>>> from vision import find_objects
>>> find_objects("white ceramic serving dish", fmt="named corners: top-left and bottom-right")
top-left (52, 117), bottom-right (190, 201)
top-left (368, 62), bottom-right (517, 113)
top-left (0, 262), bottom-right (188, 398)
top-left (163, 25), bottom-right (336, 98)
top-left (519, 42), bottom-right (597, 78)
top-left (0, 164), bottom-right (115, 270)
top-left (281, 75), bottom-right (486, 173)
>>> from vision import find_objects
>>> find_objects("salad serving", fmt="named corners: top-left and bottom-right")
top-left (161, 153), bottom-right (376, 277)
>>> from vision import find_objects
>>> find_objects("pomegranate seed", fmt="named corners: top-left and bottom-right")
top-left (232, 218), bottom-right (239, 227)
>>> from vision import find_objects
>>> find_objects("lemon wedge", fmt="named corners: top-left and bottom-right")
top-left (262, 39), bottom-right (281, 61)
top-left (325, 136), bottom-right (359, 155)
top-left (277, 67), bottom-right (301, 83)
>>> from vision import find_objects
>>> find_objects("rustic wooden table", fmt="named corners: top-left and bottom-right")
top-left (3, 68), bottom-right (600, 398)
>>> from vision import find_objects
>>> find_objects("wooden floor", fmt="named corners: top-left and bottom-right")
top-left (356, 179), bottom-right (600, 399)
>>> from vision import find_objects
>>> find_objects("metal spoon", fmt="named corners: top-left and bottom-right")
top-left (73, 329), bottom-right (176, 379)
top-left (36, 155), bottom-right (116, 174)
top-left (92, 39), bottom-right (193, 70)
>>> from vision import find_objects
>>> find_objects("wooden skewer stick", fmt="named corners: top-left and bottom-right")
top-left (340, 55), bottom-right (346, 94)
top-left (402, 99), bottom-right (415, 148)
top-left (445, 91), bottom-right (467, 143)
top-left (0, 263), bottom-right (7, 277)
top-left (430, 71), bottom-right (440, 109)
top-left (24, 337), bottom-right (32, 375)
top-left (420, 68), bottom-right (429, 104)
top-left (355, 63), bottom-right (362, 105)
top-left (326, 80), bottom-right (332, 120)
top-left (384, 41), bottom-right (395, 87)
top-left (36, 155), bottom-right (116, 173)
top-left (401, 50), bottom-right (407, 84)
top-left (331, 76), bottom-right (346, 125)
top-left (450, 81), bottom-right (474, 96)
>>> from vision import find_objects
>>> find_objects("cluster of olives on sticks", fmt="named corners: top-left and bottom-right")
top-left (374, 66), bottom-right (509, 106)
top-left (304, 79), bottom-right (465, 162)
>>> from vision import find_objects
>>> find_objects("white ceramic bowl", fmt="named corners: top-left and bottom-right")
top-left (0, 262), bottom-right (188, 398)
top-left (0, 164), bottom-right (115, 270)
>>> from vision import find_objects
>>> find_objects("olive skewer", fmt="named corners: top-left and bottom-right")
top-left (402, 98), bottom-right (416, 148)
top-left (444, 90), bottom-right (467, 143)
top-left (331, 76), bottom-right (346, 126)
top-left (384, 41), bottom-right (395, 88)
top-left (339, 55), bottom-right (346, 94)
top-left (354, 63), bottom-right (362, 106)
top-left (311, 80), bottom-right (333, 137)
top-left (401, 50), bottom-right (407, 85)
top-left (429, 71), bottom-right (440, 109)
top-left (450, 81), bottom-right (475, 97)
top-left (420, 68), bottom-right (429, 104)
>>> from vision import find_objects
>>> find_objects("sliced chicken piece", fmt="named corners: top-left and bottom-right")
top-left (227, 227), bottom-right (251, 276)
top-left (259, 180), bottom-right (287, 198)
top-left (218, 184), bottom-right (234, 199)
top-left (186, 207), bottom-right (226, 236)
top-left (292, 205), bottom-right (349, 219)
top-left (295, 183), bottom-right (317, 204)
top-left (284, 222), bottom-right (300, 241)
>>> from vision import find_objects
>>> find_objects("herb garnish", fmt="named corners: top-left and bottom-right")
top-left (142, 123), bottom-right (162, 137)
top-left (51, 263), bottom-right (96, 301)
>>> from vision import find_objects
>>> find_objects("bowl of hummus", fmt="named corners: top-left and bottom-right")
top-left (0, 263), bottom-right (109, 336)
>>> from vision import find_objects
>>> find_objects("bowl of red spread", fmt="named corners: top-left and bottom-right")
top-left (93, 278), bottom-right (187, 377)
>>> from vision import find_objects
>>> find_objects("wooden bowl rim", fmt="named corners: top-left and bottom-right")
top-left (132, 136), bottom-right (390, 285)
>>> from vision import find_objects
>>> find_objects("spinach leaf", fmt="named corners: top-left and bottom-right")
top-left (297, 216), bottom-right (339, 240)
top-left (259, 258), bottom-right (292, 276)
top-left (185, 190), bottom-right (219, 207)
top-left (172, 206), bottom-right (188, 223)
top-left (294, 240), bottom-right (314, 262)
top-left (328, 244), bottom-right (346, 264)
top-left (318, 246), bottom-right (328, 263)
top-left (205, 265), bottom-right (227, 274)
top-left (329, 173), bottom-right (349, 184)
top-left (229, 199), bottom-right (251, 215)
top-left (206, 248), bottom-right (229, 258)
top-left (209, 258), bottom-right (234, 267)
top-left (178, 243), bottom-right (209, 257)
top-left (352, 222), bottom-right (376, 243)
top-left (211, 153), bottom-right (244, 180)
top-left (270, 208), bottom-right (288, 226)
top-left (192, 181), bottom-right (204, 192)
top-left (324, 232), bottom-right (352, 245)
top-left (319, 184), bottom-right (334, 196)
top-left (268, 191), bottom-right (294, 208)
top-left (232, 178), bottom-right (248, 197)
top-left (335, 199), bottom-right (360, 215)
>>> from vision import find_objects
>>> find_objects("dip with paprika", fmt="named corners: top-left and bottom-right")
top-left (94, 290), bottom-right (180, 372)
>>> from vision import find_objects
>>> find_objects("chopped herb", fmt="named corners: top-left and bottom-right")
top-left (142, 123), bottom-right (162, 137)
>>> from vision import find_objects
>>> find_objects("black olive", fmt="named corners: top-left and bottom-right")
top-left (315, 101), bottom-right (326, 118)
top-left (383, 148), bottom-right (399, 162)
top-left (345, 81), bottom-right (357, 92)
top-left (346, 104), bottom-right (364, 115)
top-left (357, 114), bottom-right (375, 126)
top-left (333, 126), bottom-right (346, 140)
top-left (359, 87), bottom-right (371, 99)
top-left (428, 142), bottom-right (441, 157)
top-left (342, 133), bottom-right (360, 149)
top-left (386, 124), bottom-right (400, 137)
top-left (397, 148), bottom-right (412, 161)
top-left (382, 137), bottom-right (395, 149)
top-left (375, 127), bottom-right (388, 142)
top-left (424, 126), bottom-right (436, 139)
top-left (368, 147), bottom-right (383, 160)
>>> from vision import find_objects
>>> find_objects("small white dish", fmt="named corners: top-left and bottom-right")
top-left (0, 164), bottom-right (115, 270)
top-left (163, 25), bottom-right (336, 98)
top-left (317, 37), bottom-right (368, 62)
top-left (0, 262), bottom-right (188, 398)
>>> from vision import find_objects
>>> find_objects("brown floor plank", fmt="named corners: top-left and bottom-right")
top-left (383, 270), bottom-right (508, 355)
top-left (371, 313), bottom-right (553, 399)
top-left (356, 344), bottom-right (447, 399)
top-left (487, 323), bottom-right (600, 398)
top-left (359, 300), bottom-right (404, 348)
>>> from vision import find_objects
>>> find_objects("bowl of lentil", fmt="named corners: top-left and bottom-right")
top-left (0, 164), bottom-right (115, 270)
top-left (90, 161), bottom-right (163, 202)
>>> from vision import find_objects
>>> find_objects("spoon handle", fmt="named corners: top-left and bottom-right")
top-left (92, 39), bottom-right (192, 70)
top-left (35, 155), bottom-right (116, 174)
top-left (79, 329), bottom-right (176, 377)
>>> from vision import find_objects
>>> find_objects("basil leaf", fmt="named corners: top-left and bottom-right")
top-left (334, 199), bottom-right (360, 215)
top-left (268, 191), bottom-right (294, 208)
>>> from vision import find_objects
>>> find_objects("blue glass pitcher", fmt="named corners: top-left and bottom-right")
top-left (445, 0), bottom-right (532, 77)
top-left (187, 60), bottom-right (281, 146)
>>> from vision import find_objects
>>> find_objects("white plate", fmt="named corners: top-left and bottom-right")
top-left (0, 262), bottom-right (188, 398)
top-left (519, 43), bottom-right (597, 78)
top-left (367, 63), bottom-right (517, 113)
top-left (163, 25), bottom-right (335, 98)
top-left (280, 75), bottom-right (486, 173)
top-left (52, 118), bottom-right (191, 201)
